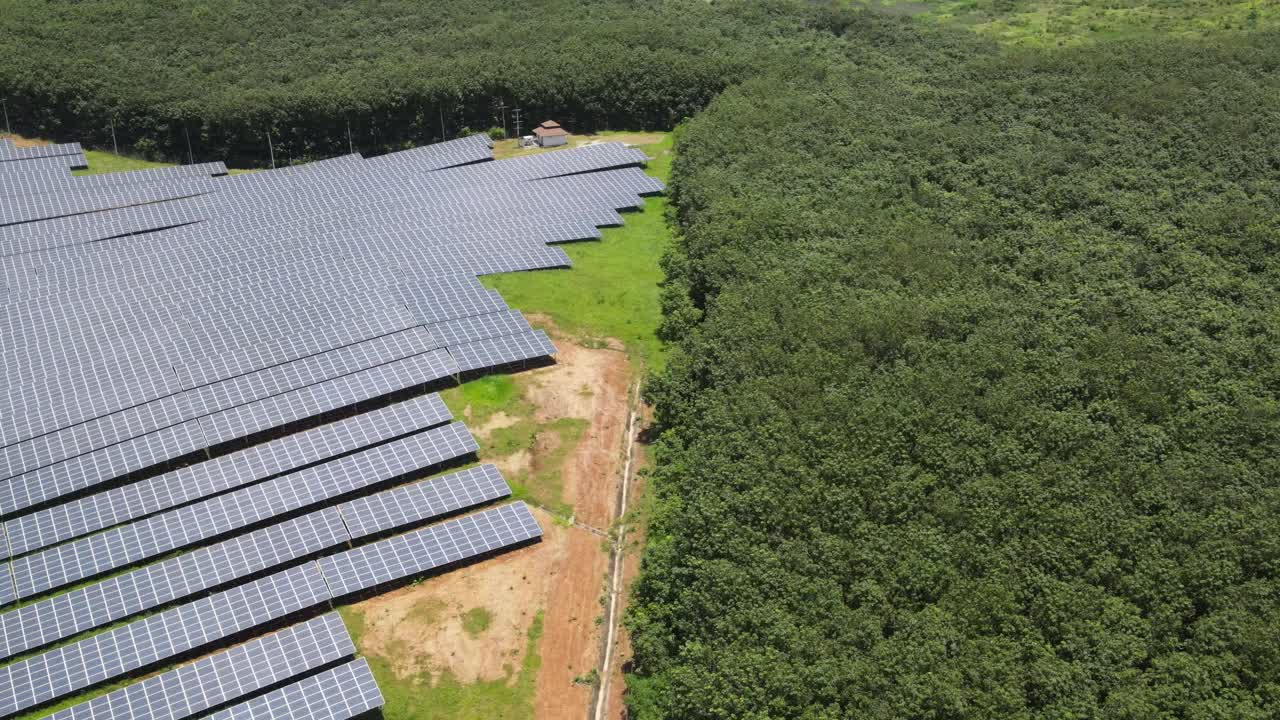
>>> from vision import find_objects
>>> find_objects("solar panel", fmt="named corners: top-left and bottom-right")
top-left (0, 509), bottom-right (348, 661)
top-left (46, 613), bottom-right (352, 720)
top-left (206, 659), bottom-right (383, 720)
top-left (0, 571), bottom-right (15, 607)
top-left (318, 502), bottom-right (542, 598)
top-left (340, 463), bottom-right (512, 539)
top-left (0, 562), bottom-right (332, 717)
top-left (8, 421), bottom-right (477, 598)
top-left (3, 393), bottom-right (450, 558)
top-left (427, 309), bottom-right (532, 347)
top-left (448, 330), bottom-right (558, 373)
top-left (0, 349), bottom-right (458, 517)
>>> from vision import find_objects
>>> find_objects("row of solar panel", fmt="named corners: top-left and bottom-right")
top-left (0, 501), bottom-right (541, 716)
top-left (0, 161), bottom-right (228, 201)
top-left (0, 349), bottom-right (463, 519)
top-left (0, 462), bottom-right (509, 662)
top-left (0, 150), bottom-right (658, 287)
top-left (2, 279), bottom-right (541, 479)
top-left (2, 418), bottom-right (479, 601)
top-left (0, 139), bottom-right (87, 170)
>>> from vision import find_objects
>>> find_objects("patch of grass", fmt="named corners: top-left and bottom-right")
top-left (354, 609), bottom-right (544, 720)
top-left (481, 133), bottom-right (673, 371)
top-left (442, 375), bottom-right (588, 519)
top-left (854, 0), bottom-right (1280, 45)
top-left (460, 607), bottom-right (493, 637)
top-left (523, 418), bottom-right (588, 519)
top-left (442, 375), bottom-right (520, 425)
top-left (483, 414), bottom-right (586, 518)
top-left (73, 149), bottom-right (174, 175)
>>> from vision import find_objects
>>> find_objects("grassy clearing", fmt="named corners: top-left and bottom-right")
top-left (855, 0), bottom-right (1279, 45)
top-left (341, 605), bottom-right (544, 720)
top-left (481, 132), bottom-right (673, 371)
top-left (73, 149), bottom-right (173, 175)
top-left (441, 376), bottom-right (586, 519)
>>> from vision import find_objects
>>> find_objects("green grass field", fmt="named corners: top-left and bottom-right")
top-left (440, 375), bottom-right (587, 519)
top-left (856, 0), bottom-right (1278, 45)
top-left (73, 148), bottom-right (173, 175)
top-left (481, 133), bottom-right (673, 371)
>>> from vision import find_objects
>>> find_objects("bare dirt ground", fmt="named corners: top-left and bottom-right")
top-left (351, 514), bottom-right (603, 689)
top-left (1, 134), bottom-right (46, 148)
top-left (521, 328), bottom-right (631, 529)
top-left (349, 332), bottom-right (635, 719)
top-left (494, 133), bottom-right (666, 160)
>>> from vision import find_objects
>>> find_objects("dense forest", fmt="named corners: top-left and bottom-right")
top-left (0, 0), bottom-right (845, 165)
top-left (628, 14), bottom-right (1280, 719)
top-left (6, 2), bottom-right (1280, 718)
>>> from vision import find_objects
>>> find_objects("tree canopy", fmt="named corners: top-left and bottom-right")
top-left (0, 0), bottom-right (844, 164)
top-left (629, 15), bottom-right (1280, 720)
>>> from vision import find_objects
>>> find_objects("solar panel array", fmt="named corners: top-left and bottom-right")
top-left (0, 132), bottom-right (659, 716)
top-left (0, 502), bottom-right (541, 716)
top-left (47, 613), bottom-right (353, 720)
top-left (208, 659), bottom-right (383, 720)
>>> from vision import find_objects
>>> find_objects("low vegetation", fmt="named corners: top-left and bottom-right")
top-left (483, 133), bottom-right (674, 370)
top-left (461, 607), bottom-right (494, 638)
top-left (342, 607), bottom-right (545, 720)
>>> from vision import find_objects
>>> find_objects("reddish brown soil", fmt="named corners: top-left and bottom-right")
top-left (521, 337), bottom-right (631, 529)
top-left (348, 334), bottom-right (635, 719)
top-left (2, 134), bottom-right (48, 148)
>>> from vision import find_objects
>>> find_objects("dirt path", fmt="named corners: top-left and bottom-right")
top-left (521, 335), bottom-right (631, 529)
top-left (346, 333), bottom-right (635, 719)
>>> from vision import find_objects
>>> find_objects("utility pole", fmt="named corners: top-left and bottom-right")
top-left (512, 108), bottom-right (523, 143)
top-left (183, 125), bottom-right (194, 165)
top-left (109, 119), bottom-right (118, 155)
top-left (495, 98), bottom-right (508, 138)
top-left (2, 99), bottom-right (9, 135)
top-left (346, 117), bottom-right (354, 154)
top-left (438, 106), bottom-right (446, 141)
top-left (266, 129), bottom-right (276, 169)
